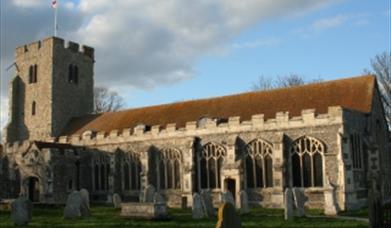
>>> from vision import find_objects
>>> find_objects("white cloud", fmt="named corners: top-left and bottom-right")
top-left (232, 37), bottom-right (281, 49)
top-left (12, 0), bottom-right (46, 8)
top-left (1, 0), bottom-right (338, 132)
top-left (311, 15), bottom-right (349, 31)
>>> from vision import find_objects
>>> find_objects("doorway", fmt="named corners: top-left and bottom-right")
top-left (225, 178), bottom-right (236, 201)
top-left (27, 177), bottom-right (40, 202)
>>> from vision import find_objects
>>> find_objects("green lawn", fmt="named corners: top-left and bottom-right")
top-left (0, 205), bottom-right (368, 227)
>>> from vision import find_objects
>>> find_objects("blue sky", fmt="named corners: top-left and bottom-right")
top-left (124, 0), bottom-right (390, 108)
top-left (0, 0), bottom-right (390, 133)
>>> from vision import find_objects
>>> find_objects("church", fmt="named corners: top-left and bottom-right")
top-left (1, 37), bottom-right (390, 212)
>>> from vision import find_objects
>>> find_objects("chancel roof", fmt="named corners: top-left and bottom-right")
top-left (62, 75), bottom-right (376, 136)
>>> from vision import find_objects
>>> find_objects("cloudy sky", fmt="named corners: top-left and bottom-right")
top-left (0, 0), bottom-right (390, 139)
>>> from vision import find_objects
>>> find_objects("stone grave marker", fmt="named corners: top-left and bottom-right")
top-left (11, 197), bottom-right (32, 226)
top-left (215, 203), bottom-right (242, 228)
top-left (64, 191), bottom-right (90, 219)
top-left (79, 189), bottom-right (90, 209)
top-left (153, 192), bottom-right (166, 204)
top-left (192, 193), bottom-right (205, 219)
top-left (201, 190), bottom-right (214, 217)
top-left (239, 191), bottom-right (250, 214)
top-left (142, 185), bottom-right (156, 203)
top-left (292, 188), bottom-right (305, 217)
top-left (113, 193), bottom-right (122, 209)
top-left (221, 191), bottom-right (235, 207)
top-left (324, 179), bottom-right (338, 216)
top-left (284, 188), bottom-right (294, 220)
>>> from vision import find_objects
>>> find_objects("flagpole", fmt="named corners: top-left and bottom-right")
top-left (54, 0), bottom-right (58, 37)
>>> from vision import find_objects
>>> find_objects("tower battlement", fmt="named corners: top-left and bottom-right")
top-left (15, 37), bottom-right (94, 60)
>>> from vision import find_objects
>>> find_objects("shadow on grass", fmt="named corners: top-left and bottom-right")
top-left (0, 205), bottom-right (368, 228)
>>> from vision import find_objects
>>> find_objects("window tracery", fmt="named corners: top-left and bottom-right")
top-left (291, 136), bottom-right (324, 187)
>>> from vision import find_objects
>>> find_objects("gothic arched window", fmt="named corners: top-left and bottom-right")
top-left (291, 136), bottom-right (324, 187)
top-left (158, 148), bottom-right (181, 190)
top-left (122, 152), bottom-right (141, 191)
top-left (92, 155), bottom-right (110, 191)
top-left (245, 139), bottom-right (273, 188)
top-left (199, 142), bottom-right (226, 189)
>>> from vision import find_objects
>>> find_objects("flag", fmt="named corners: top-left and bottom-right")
top-left (52, 0), bottom-right (57, 8)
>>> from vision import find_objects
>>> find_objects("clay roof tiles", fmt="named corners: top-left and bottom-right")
top-left (62, 75), bottom-right (376, 136)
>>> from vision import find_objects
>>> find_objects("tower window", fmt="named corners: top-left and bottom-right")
top-left (28, 65), bottom-right (38, 83)
top-left (32, 101), bottom-right (36, 115)
top-left (68, 64), bottom-right (79, 84)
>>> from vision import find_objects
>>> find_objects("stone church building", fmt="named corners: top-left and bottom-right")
top-left (1, 37), bottom-right (390, 211)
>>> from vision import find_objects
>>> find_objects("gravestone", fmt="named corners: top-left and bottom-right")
top-left (113, 193), bottom-right (122, 209)
top-left (284, 188), bottom-right (294, 220)
top-left (142, 185), bottom-right (156, 203)
top-left (11, 197), bottom-right (32, 226)
top-left (64, 191), bottom-right (90, 219)
top-left (79, 189), bottom-right (90, 209)
top-left (221, 191), bottom-right (235, 207)
top-left (292, 188), bottom-right (305, 217)
top-left (323, 179), bottom-right (338, 216)
top-left (201, 190), bottom-right (214, 217)
top-left (215, 203), bottom-right (242, 228)
top-left (120, 203), bottom-right (168, 220)
top-left (239, 191), bottom-right (250, 214)
top-left (192, 193), bottom-right (205, 219)
top-left (153, 192), bottom-right (166, 204)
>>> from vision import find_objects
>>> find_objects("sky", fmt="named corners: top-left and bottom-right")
top-left (0, 0), bottom-right (390, 139)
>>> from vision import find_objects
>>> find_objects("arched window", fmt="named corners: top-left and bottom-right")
top-left (122, 152), bottom-right (141, 191)
top-left (199, 142), bottom-right (226, 189)
top-left (92, 155), bottom-right (110, 191)
top-left (68, 64), bottom-right (79, 84)
top-left (159, 148), bottom-right (181, 190)
top-left (32, 101), bottom-right (36, 115)
top-left (245, 139), bottom-right (273, 188)
top-left (94, 164), bottom-right (99, 190)
top-left (291, 136), bottom-right (324, 187)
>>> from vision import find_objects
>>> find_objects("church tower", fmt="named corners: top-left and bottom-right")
top-left (6, 37), bottom-right (94, 143)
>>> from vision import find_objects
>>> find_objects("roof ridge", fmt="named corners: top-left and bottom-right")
top-left (98, 74), bottom-right (375, 115)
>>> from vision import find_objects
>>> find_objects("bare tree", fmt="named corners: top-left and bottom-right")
top-left (251, 75), bottom-right (274, 91)
top-left (94, 86), bottom-right (125, 113)
top-left (365, 52), bottom-right (391, 128)
top-left (252, 74), bottom-right (313, 91)
top-left (275, 74), bottom-right (305, 88)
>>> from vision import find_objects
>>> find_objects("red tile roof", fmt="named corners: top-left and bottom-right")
top-left (62, 75), bottom-right (376, 136)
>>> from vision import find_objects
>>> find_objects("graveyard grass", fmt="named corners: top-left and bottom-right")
top-left (0, 205), bottom-right (368, 227)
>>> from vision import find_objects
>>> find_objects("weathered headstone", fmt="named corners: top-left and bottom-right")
top-left (192, 193), bottom-right (205, 219)
top-left (64, 191), bottom-right (90, 219)
top-left (292, 188), bottom-right (305, 217)
top-left (142, 185), bottom-right (156, 203)
top-left (153, 192), bottom-right (166, 204)
top-left (221, 191), bottom-right (235, 207)
top-left (215, 203), bottom-right (242, 228)
top-left (323, 179), bottom-right (338, 216)
top-left (239, 191), bottom-right (250, 214)
top-left (284, 188), bottom-right (294, 220)
top-left (113, 193), bottom-right (122, 209)
top-left (11, 197), bottom-right (32, 226)
top-left (201, 190), bottom-right (214, 217)
top-left (79, 189), bottom-right (90, 209)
